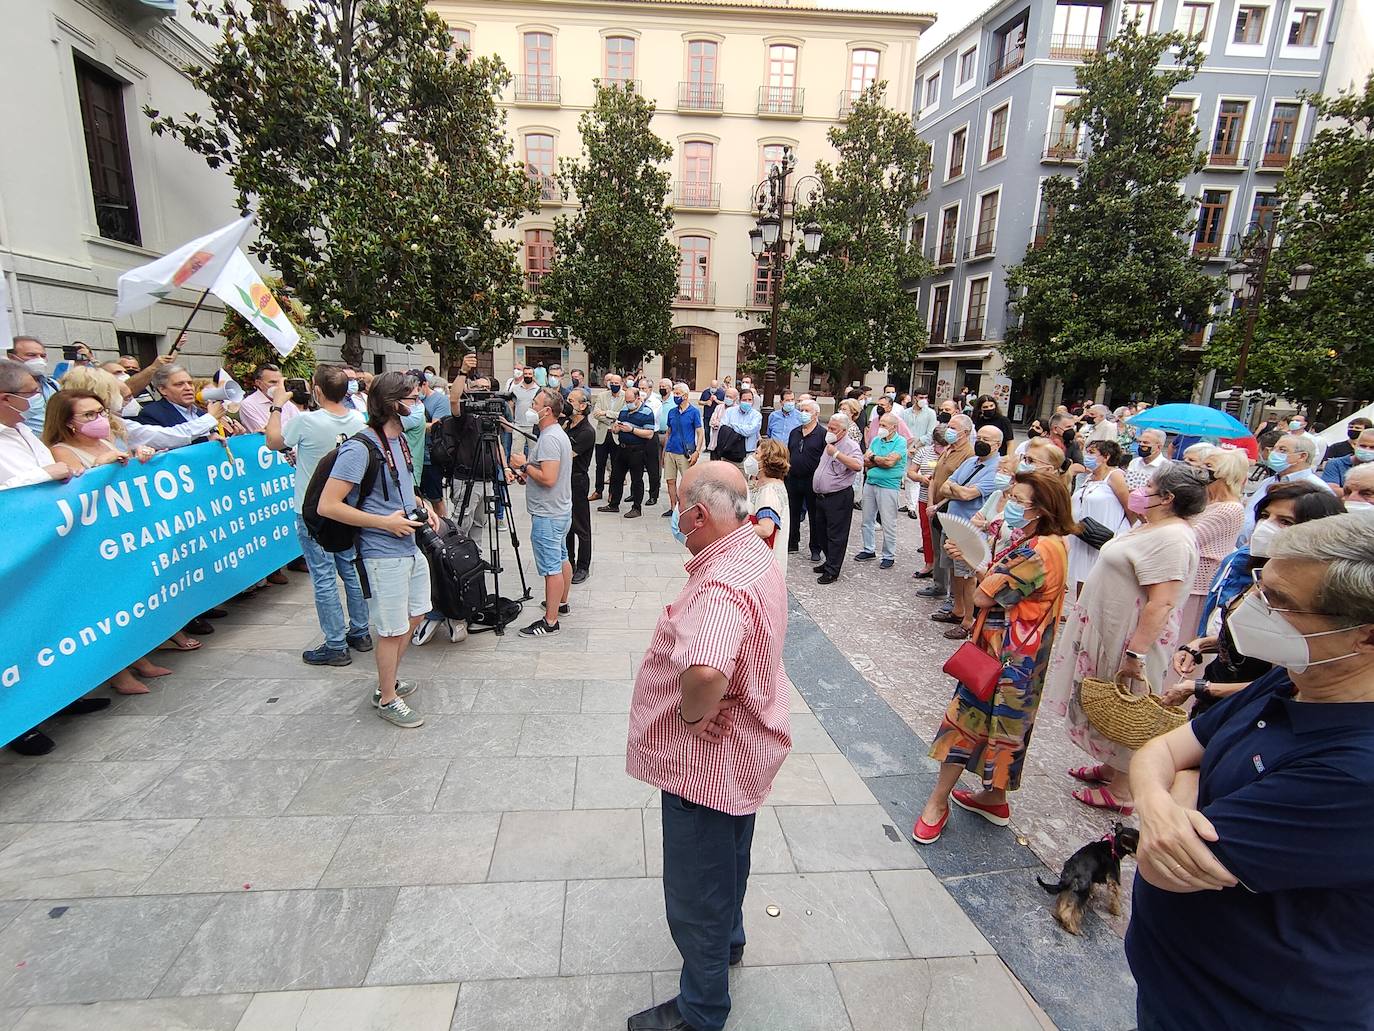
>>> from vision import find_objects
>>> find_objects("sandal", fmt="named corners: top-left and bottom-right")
top-left (1072, 786), bottom-right (1134, 815)
top-left (943, 625), bottom-right (970, 640)
top-left (1068, 764), bottom-right (1111, 784)
top-left (158, 636), bottom-right (201, 652)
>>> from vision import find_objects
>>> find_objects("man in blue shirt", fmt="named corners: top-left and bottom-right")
top-left (663, 382), bottom-right (704, 517)
top-left (767, 389), bottom-right (801, 443)
top-left (418, 375), bottom-right (452, 517)
top-left (597, 385), bottom-right (657, 517)
top-left (5, 337), bottom-right (60, 434)
top-left (721, 387), bottom-right (762, 465)
top-left (1126, 513), bottom-right (1374, 1031)
top-left (935, 421), bottom-right (1002, 638)
top-left (1321, 424), bottom-right (1373, 493)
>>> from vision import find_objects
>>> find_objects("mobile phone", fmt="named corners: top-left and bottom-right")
top-left (286, 377), bottom-right (310, 406)
top-left (62, 346), bottom-right (79, 361)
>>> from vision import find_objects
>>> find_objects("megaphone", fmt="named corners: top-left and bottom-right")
top-left (201, 368), bottom-right (245, 404)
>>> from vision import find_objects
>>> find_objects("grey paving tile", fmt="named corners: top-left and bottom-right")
top-left (517, 713), bottom-right (630, 756)
top-left (235, 984), bottom-right (458, 1031)
top-left (813, 702), bottom-right (933, 777)
top-left (142, 816), bottom-right (352, 893)
top-left (872, 869), bottom-right (994, 958)
top-left (285, 758), bottom-right (449, 815)
top-left (0, 894), bottom-right (217, 1006)
top-left (156, 887), bottom-right (398, 997)
top-left (208, 601), bottom-right (310, 626)
top-left (433, 756), bottom-right (576, 812)
top-left (165, 649), bottom-right (347, 682)
top-left (0, 761), bottom-right (179, 821)
top-left (256, 715), bottom-right (398, 761)
top-left (488, 809), bottom-right (644, 881)
top-left (111, 715), bottom-right (278, 761)
top-left (493, 628), bottom-right (591, 651)
top-left (579, 680), bottom-right (635, 713)
top-left (0, 825), bottom-right (30, 853)
top-left (365, 882), bottom-right (564, 984)
top-left (784, 713), bottom-right (841, 754)
top-left (196, 622), bottom-right (320, 651)
top-left (230, 677), bottom-right (379, 716)
top-left (107, 680), bottom-right (249, 717)
top-left (561, 878), bottom-right (681, 976)
top-left (649, 964), bottom-right (854, 1030)
top-left (0, 819), bottom-right (195, 900)
top-left (813, 753), bottom-right (879, 804)
top-left (12, 994), bottom-right (251, 1031)
top-left (0, 1007), bottom-right (21, 1031)
top-left (775, 805), bottom-right (924, 873)
top-left (128, 759), bottom-right (318, 819)
top-left (469, 679), bottom-right (583, 713)
top-left (833, 957), bottom-right (1046, 1031)
top-left (0, 900), bottom-right (28, 935)
top-left (386, 715), bottom-right (525, 759)
top-left (27, 715), bottom-right (167, 761)
top-left (450, 973), bottom-right (651, 1031)
top-left (642, 806), bottom-right (796, 877)
top-left (318, 813), bottom-right (500, 887)
top-left (740, 872), bottom-right (910, 966)
top-left (572, 755), bottom-right (658, 809)
top-left (763, 754), bottom-right (834, 805)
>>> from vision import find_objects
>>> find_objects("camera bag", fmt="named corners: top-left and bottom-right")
top-left (419, 517), bottom-right (488, 621)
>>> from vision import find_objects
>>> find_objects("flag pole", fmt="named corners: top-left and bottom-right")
top-left (167, 285), bottom-right (214, 357)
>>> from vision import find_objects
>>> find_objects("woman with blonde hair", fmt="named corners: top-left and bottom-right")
top-left (750, 439), bottom-right (791, 574)
top-left (42, 389), bottom-right (154, 469)
top-left (1176, 445), bottom-right (1248, 635)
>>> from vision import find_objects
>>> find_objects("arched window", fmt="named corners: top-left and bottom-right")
top-left (849, 48), bottom-right (880, 92)
top-left (605, 36), bottom-right (637, 84)
top-left (524, 228), bottom-right (554, 289)
top-left (682, 142), bottom-right (715, 206)
top-left (677, 236), bottom-right (711, 303)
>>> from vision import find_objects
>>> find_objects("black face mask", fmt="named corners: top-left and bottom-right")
top-left (659, 388), bottom-right (669, 397)
top-left (1138, 446), bottom-right (1154, 458)
top-left (974, 440), bottom-right (993, 458)
top-left (1062, 429), bottom-right (1075, 446)
top-left (936, 411), bottom-right (952, 425)
top-left (1349, 428), bottom-right (1363, 440)
top-left (1028, 427), bottom-right (1041, 438)
top-left (523, 376), bottom-right (534, 384)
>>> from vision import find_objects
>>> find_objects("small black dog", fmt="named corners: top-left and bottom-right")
top-left (1036, 822), bottom-right (1140, 935)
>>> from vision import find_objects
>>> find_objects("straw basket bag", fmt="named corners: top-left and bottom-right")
top-left (1080, 674), bottom-right (1188, 750)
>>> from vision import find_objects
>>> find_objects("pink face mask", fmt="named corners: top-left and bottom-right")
top-left (1126, 487), bottom-right (1156, 514)
top-left (77, 415), bottom-right (111, 441)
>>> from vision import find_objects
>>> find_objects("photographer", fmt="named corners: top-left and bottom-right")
top-left (238, 363), bottom-right (299, 433)
top-left (509, 387), bottom-right (573, 637)
top-left (316, 371), bottom-right (439, 729)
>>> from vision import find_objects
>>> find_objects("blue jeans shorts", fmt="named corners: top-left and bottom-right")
top-left (530, 514), bottom-right (572, 576)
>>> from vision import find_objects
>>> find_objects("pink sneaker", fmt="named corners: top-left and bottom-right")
top-left (951, 788), bottom-right (1010, 826)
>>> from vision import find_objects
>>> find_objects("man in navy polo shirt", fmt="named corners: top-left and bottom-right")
top-left (597, 385), bottom-right (657, 518)
top-left (1126, 512), bottom-right (1374, 1031)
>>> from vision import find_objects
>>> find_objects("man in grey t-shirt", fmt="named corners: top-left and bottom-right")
top-left (509, 367), bottom-right (542, 459)
top-left (509, 388), bottom-right (573, 637)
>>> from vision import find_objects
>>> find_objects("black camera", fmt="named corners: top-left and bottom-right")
top-left (286, 377), bottom-right (311, 408)
top-left (461, 389), bottom-right (515, 427)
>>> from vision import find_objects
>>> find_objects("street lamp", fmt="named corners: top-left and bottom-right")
top-left (747, 145), bottom-right (823, 420)
top-left (1289, 262), bottom-right (1316, 294)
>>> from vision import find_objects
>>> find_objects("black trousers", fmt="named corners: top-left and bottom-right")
top-left (595, 434), bottom-right (618, 494)
top-left (567, 477), bottom-right (591, 571)
top-left (785, 475), bottom-right (818, 554)
top-left (609, 442), bottom-right (647, 508)
top-left (646, 433), bottom-right (662, 502)
top-left (813, 488), bottom-right (855, 577)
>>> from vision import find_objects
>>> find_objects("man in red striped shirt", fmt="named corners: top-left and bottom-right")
top-left (625, 461), bottom-right (792, 1031)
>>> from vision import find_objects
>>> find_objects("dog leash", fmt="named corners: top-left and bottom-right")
top-left (1101, 831), bottom-right (1119, 860)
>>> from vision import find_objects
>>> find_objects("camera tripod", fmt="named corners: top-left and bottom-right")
top-left (448, 427), bottom-right (533, 634)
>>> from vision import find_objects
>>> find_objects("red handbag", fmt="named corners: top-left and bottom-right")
top-left (942, 610), bottom-right (1005, 703)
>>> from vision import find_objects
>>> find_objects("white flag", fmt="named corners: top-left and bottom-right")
top-left (114, 215), bottom-right (253, 318)
top-left (211, 249), bottom-right (300, 358)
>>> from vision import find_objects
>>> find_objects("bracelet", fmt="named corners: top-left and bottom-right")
top-left (1124, 649), bottom-right (1146, 662)
top-left (676, 704), bottom-right (705, 726)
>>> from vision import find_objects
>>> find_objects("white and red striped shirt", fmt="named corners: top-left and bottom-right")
top-left (626, 522), bottom-right (792, 816)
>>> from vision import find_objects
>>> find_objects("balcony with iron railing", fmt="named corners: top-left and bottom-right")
top-left (673, 181), bottom-right (721, 211)
top-left (838, 90), bottom-right (866, 117)
top-left (1258, 140), bottom-right (1294, 171)
top-left (678, 81), bottom-right (724, 113)
top-left (1192, 231), bottom-right (1241, 261)
top-left (1206, 139), bottom-right (1253, 170)
top-left (987, 46), bottom-right (1025, 84)
top-left (524, 272), bottom-right (547, 294)
top-left (745, 283), bottom-right (775, 308)
top-left (960, 318), bottom-right (988, 343)
top-left (1042, 130), bottom-right (1086, 163)
top-left (965, 228), bottom-right (996, 261)
top-left (928, 321), bottom-right (949, 348)
top-left (94, 194), bottom-right (140, 247)
top-left (676, 279), bottom-right (716, 305)
top-left (528, 171), bottom-right (562, 204)
top-left (514, 75), bottom-right (560, 105)
top-left (757, 85), bottom-right (804, 116)
top-left (936, 235), bottom-right (958, 267)
top-left (603, 77), bottom-right (642, 94)
top-left (1031, 220), bottom-right (1054, 249)
top-left (1048, 33), bottom-right (1103, 59)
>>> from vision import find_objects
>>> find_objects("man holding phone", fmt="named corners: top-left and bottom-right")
top-left (238, 362), bottom-right (299, 433)
top-left (663, 382), bottom-right (703, 517)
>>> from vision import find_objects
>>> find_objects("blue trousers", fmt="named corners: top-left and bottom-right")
top-left (295, 515), bottom-right (369, 650)
top-left (661, 790), bottom-right (756, 1031)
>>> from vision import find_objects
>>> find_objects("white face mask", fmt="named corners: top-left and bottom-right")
top-left (24, 357), bottom-right (48, 376)
top-left (743, 454), bottom-right (759, 479)
top-left (121, 398), bottom-right (142, 418)
top-left (1346, 500), bottom-right (1372, 511)
top-left (1227, 590), bottom-right (1365, 674)
top-left (824, 431), bottom-right (839, 444)
top-left (1248, 518), bottom-right (1282, 558)
top-left (878, 428), bottom-right (893, 441)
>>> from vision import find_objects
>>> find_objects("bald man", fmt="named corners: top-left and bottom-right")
top-left (626, 461), bottom-right (791, 1031)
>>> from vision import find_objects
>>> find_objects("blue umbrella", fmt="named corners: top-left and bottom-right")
top-left (1126, 403), bottom-right (1251, 440)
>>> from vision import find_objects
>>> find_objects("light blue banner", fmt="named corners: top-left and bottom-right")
top-left (0, 435), bottom-right (300, 743)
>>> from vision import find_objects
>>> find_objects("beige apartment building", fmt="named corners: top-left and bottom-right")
top-left (431, 0), bottom-right (932, 392)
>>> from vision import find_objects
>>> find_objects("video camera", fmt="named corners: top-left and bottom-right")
top-left (460, 389), bottom-right (515, 431)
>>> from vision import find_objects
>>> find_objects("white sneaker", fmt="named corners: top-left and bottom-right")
top-left (447, 619), bottom-right (469, 644)
top-left (412, 618), bottom-right (441, 646)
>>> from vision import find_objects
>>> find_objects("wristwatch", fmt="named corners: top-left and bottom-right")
top-left (1193, 679), bottom-right (1211, 702)
top-left (269, 405), bottom-right (282, 413)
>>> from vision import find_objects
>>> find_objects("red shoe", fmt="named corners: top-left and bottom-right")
top-left (950, 788), bottom-right (1010, 826)
top-left (911, 807), bottom-right (950, 844)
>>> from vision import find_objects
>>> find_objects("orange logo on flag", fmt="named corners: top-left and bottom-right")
top-left (249, 283), bottom-right (282, 319)
top-left (172, 250), bottom-right (214, 287)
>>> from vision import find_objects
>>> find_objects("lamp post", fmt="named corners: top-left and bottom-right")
top-left (1223, 218), bottom-right (1317, 418)
top-left (749, 146), bottom-right (822, 421)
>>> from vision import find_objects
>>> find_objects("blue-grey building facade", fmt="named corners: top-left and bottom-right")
top-left (906, 0), bottom-right (1343, 419)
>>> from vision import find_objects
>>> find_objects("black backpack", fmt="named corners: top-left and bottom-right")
top-left (418, 517), bottom-right (488, 620)
top-left (429, 412), bottom-right (486, 478)
top-left (301, 432), bottom-right (384, 552)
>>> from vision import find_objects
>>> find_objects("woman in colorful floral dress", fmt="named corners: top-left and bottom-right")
top-left (912, 471), bottom-right (1077, 843)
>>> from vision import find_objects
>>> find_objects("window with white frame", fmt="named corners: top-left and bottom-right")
top-left (964, 277), bottom-right (990, 340)
top-left (974, 191), bottom-right (999, 255)
top-left (1287, 7), bottom-right (1321, 46)
top-left (1122, 1), bottom-right (1156, 30)
top-left (849, 48), bottom-right (880, 93)
top-left (605, 36), bottom-right (637, 84)
top-left (948, 126), bottom-right (967, 178)
top-left (1179, 2), bottom-right (1212, 39)
top-left (1233, 5), bottom-right (1266, 45)
top-left (923, 72), bottom-right (940, 109)
top-left (938, 205), bottom-right (959, 264)
top-left (957, 47), bottom-right (977, 85)
top-left (986, 103), bottom-right (1009, 161)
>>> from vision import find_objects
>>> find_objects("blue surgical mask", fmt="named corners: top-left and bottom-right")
top-left (1002, 500), bottom-right (1029, 529)
top-left (1084, 454), bottom-right (1100, 470)
top-left (1267, 450), bottom-right (1291, 472)
top-left (993, 472), bottom-right (1013, 491)
top-left (670, 503), bottom-right (701, 548)
top-left (799, 410), bottom-right (813, 426)
top-left (739, 401), bottom-right (752, 414)
top-left (943, 428), bottom-right (958, 444)
top-left (347, 380), bottom-right (359, 395)
top-left (400, 407), bottom-right (425, 431)
top-left (1355, 447), bottom-right (1374, 463)
top-left (782, 401), bottom-right (795, 414)
top-left (1017, 461), bottom-right (1036, 475)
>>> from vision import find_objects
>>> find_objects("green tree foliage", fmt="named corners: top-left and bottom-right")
top-left (747, 84), bottom-right (930, 387)
top-left (147, 0), bottom-right (535, 368)
top-left (1003, 22), bottom-right (1219, 399)
top-left (1205, 73), bottom-right (1374, 409)
top-left (219, 276), bottom-right (318, 383)
top-left (537, 83), bottom-right (678, 373)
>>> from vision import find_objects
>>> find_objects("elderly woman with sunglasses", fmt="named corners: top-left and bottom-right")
top-left (1126, 512), bottom-right (1374, 1031)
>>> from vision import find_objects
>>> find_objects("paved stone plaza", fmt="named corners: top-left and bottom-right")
top-left (0, 488), bottom-right (1112, 1030)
